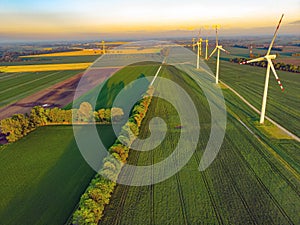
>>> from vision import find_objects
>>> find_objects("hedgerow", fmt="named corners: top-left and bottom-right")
top-left (71, 87), bottom-right (154, 225)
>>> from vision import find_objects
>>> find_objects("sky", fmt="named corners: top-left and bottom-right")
top-left (0, 0), bottom-right (299, 41)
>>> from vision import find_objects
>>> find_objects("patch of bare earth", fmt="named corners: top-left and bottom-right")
top-left (0, 68), bottom-right (119, 120)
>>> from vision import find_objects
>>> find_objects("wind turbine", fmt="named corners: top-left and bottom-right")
top-left (241, 14), bottom-right (285, 124)
top-left (208, 25), bottom-right (229, 84)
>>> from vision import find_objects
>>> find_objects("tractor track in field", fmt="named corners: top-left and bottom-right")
top-left (150, 147), bottom-right (155, 225)
top-left (109, 150), bottom-right (141, 225)
top-left (193, 153), bottom-right (224, 225)
top-left (0, 71), bottom-right (62, 95)
top-left (218, 156), bottom-right (259, 224)
top-left (229, 113), bottom-right (300, 196)
top-left (227, 129), bottom-right (295, 225)
top-left (173, 160), bottom-right (189, 225)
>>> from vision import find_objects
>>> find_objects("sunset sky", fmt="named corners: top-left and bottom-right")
top-left (0, 0), bottom-right (299, 41)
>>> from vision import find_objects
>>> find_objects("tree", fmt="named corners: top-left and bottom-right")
top-left (0, 114), bottom-right (30, 142)
top-left (111, 107), bottom-right (124, 122)
top-left (77, 102), bottom-right (93, 122)
top-left (97, 109), bottom-right (106, 122)
top-left (104, 109), bottom-right (111, 122)
top-left (29, 106), bottom-right (48, 128)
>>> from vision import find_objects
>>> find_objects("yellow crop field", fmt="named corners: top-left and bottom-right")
top-left (0, 63), bottom-right (92, 72)
top-left (108, 48), bottom-right (161, 54)
top-left (21, 49), bottom-right (103, 58)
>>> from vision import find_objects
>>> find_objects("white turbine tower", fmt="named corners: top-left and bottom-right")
top-left (205, 39), bottom-right (209, 60)
top-left (102, 40), bottom-right (106, 54)
top-left (203, 25), bottom-right (210, 60)
top-left (241, 14), bottom-right (285, 124)
top-left (208, 25), bottom-right (229, 84)
top-left (196, 37), bottom-right (203, 69)
top-left (192, 38), bottom-right (196, 51)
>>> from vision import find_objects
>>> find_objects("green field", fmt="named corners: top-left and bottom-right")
top-left (205, 53), bottom-right (300, 137)
top-left (99, 65), bottom-right (300, 224)
top-left (0, 125), bottom-right (116, 225)
top-left (0, 70), bottom-right (83, 107)
top-left (0, 55), bottom-right (99, 66)
top-left (69, 62), bottom-right (160, 110)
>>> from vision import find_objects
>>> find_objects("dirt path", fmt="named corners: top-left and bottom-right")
top-left (0, 68), bottom-right (119, 120)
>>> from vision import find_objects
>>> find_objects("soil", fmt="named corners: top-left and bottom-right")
top-left (0, 68), bottom-right (119, 120)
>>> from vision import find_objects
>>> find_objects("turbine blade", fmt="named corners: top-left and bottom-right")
top-left (246, 57), bottom-right (266, 63)
top-left (267, 58), bottom-right (284, 91)
top-left (219, 47), bottom-right (230, 54)
top-left (267, 14), bottom-right (284, 55)
top-left (216, 27), bottom-right (218, 46)
top-left (208, 47), bottom-right (218, 59)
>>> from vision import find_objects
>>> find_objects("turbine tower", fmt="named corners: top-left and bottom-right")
top-left (203, 25), bottom-right (210, 60)
top-left (208, 25), bottom-right (229, 84)
top-left (242, 14), bottom-right (285, 124)
top-left (102, 40), bottom-right (106, 54)
top-left (196, 29), bottom-right (203, 69)
top-left (205, 39), bottom-right (209, 60)
top-left (196, 39), bottom-right (201, 69)
top-left (192, 38), bottom-right (195, 51)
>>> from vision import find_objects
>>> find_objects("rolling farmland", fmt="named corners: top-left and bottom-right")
top-left (99, 64), bottom-right (300, 225)
top-left (0, 125), bottom-right (116, 225)
top-left (1, 1), bottom-right (299, 224)
top-left (0, 43), bottom-right (298, 225)
top-left (0, 70), bottom-right (83, 107)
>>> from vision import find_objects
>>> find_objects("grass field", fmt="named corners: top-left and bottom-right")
top-left (0, 70), bottom-right (83, 107)
top-left (0, 63), bottom-right (92, 73)
top-left (99, 64), bottom-right (300, 224)
top-left (69, 62), bottom-right (160, 110)
top-left (205, 53), bottom-right (300, 137)
top-left (0, 55), bottom-right (99, 66)
top-left (0, 125), bottom-right (116, 225)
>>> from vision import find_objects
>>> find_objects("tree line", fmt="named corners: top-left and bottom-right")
top-left (72, 86), bottom-right (155, 225)
top-left (0, 103), bottom-right (124, 143)
top-left (230, 57), bottom-right (300, 73)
